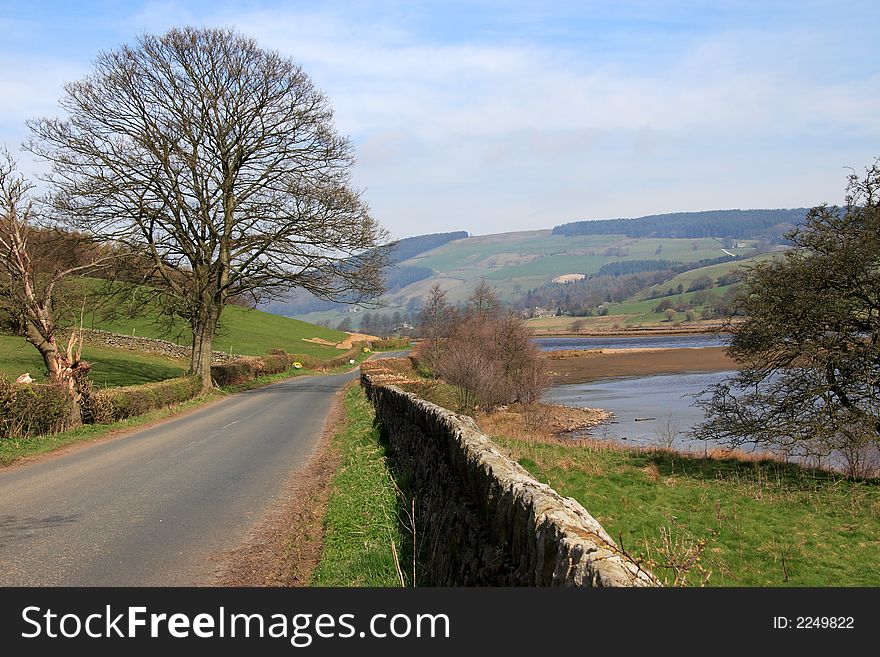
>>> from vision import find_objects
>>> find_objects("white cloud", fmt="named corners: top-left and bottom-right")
top-left (1, 2), bottom-right (877, 236)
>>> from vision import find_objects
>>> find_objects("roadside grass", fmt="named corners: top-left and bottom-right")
top-left (311, 383), bottom-right (409, 587)
top-left (491, 435), bottom-right (880, 586)
top-left (0, 334), bottom-right (186, 386)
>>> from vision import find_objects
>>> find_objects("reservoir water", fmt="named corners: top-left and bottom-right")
top-left (547, 370), bottom-right (737, 451)
top-left (535, 333), bottom-right (730, 352)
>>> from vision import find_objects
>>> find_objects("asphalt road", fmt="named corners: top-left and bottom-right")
top-left (0, 366), bottom-right (371, 586)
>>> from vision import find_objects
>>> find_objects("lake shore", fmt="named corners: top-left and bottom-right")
top-left (545, 346), bottom-right (737, 384)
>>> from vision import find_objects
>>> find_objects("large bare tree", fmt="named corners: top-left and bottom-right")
top-left (27, 27), bottom-right (387, 388)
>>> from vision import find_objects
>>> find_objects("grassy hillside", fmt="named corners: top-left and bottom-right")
top-left (635, 251), bottom-right (780, 300)
top-left (67, 278), bottom-right (351, 358)
top-left (401, 232), bottom-right (744, 304)
top-left (523, 252), bottom-right (783, 332)
top-left (2, 282), bottom-right (358, 385)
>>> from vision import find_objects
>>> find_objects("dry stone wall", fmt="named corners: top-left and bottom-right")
top-left (62, 328), bottom-right (234, 363)
top-left (361, 371), bottom-right (658, 587)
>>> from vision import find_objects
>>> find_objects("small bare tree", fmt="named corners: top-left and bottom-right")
top-left (467, 278), bottom-right (501, 319)
top-left (0, 150), bottom-right (110, 423)
top-left (436, 282), bottom-right (548, 413)
top-left (655, 414), bottom-right (680, 450)
top-left (416, 283), bottom-right (455, 376)
top-left (28, 27), bottom-right (388, 389)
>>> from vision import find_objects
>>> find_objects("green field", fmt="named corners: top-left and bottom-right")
top-left (0, 334), bottom-right (186, 387)
top-left (81, 301), bottom-right (348, 359)
top-left (1, 284), bottom-right (356, 385)
top-left (493, 436), bottom-right (880, 586)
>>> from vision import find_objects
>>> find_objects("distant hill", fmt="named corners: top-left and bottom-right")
top-left (276, 209), bottom-right (813, 331)
top-left (260, 231), bottom-right (468, 317)
top-left (386, 231), bottom-right (469, 264)
top-left (552, 209), bottom-right (808, 240)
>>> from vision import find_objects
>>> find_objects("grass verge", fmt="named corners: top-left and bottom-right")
top-left (491, 436), bottom-right (880, 586)
top-left (311, 383), bottom-right (410, 587)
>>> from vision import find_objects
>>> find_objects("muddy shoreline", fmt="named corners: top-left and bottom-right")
top-left (545, 346), bottom-right (737, 384)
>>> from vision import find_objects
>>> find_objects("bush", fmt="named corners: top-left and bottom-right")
top-left (0, 379), bottom-right (74, 439)
top-left (210, 361), bottom-right (256, 386)
top-left (260, 353), bottom-right (291, 374)
top-left (687, 275), bottom-right (714, 292)
top-left (654, 299), bottom-right (674, 313)
top-left (81, 376), bottom-right (202, 424)
top-left (371, 337), bottom-right (412, 350)
top-left (434, 313), bottom-right (548, 414)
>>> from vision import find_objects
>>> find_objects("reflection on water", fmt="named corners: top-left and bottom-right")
top-left (535, 334), bottom-right (730, 352)
top-left (547, 371), bottom-right (737, 451)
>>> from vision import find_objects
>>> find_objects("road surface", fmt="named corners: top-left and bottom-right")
top-left (0, 366), bottom-right (372, 586)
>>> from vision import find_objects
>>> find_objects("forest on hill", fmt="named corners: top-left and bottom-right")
top-left (552, 209), bottom-right (808, 240)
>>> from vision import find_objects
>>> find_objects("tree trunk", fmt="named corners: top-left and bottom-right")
top-left (190, 307), bottom-right (219, 390)
top-left (24, 325), bottom-right (87, 429)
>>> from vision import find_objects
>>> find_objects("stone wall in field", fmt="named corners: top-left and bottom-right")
top-left (361, 370), bottom-right (657, 587)
top-left (62, 328), bottom-right (234, 363)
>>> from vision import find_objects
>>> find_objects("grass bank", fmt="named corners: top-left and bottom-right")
top-left (364, 356), bottom-right (880, 586)
top-left (311, 383), bottom-right (410, 586)
top-left (491, 435), bottom-right (880, 586)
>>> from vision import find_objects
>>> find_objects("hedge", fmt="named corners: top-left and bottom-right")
top-left (80, 376), bottom-right (202, 424)
top-left (2, 344), bottom-right (340, 440)
top-left (210, 351), bottom-right (293, 386)
top-left (0, 379), bottom-right (73, 439)
top-left (371, 337), bottom-right (412, 350)
top-left (210, 361), bottom-right (256, 387)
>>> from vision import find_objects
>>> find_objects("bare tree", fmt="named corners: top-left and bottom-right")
top-left (436, 281), bottom-right (548, 413)
top-left (467, 278), bottom-right (501, 319)
top-left (417, 283), bottom-right (455, 375)
top-left (27, 27), bottom-right (387, 388)
top-left (0, 150), bottom-right (111, 423)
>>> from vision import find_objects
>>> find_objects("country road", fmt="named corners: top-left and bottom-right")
top-left (0, 363), bottom-right (383, 586)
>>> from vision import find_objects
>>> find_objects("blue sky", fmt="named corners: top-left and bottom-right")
top-left (1, 1), bottom-right (878, 238)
